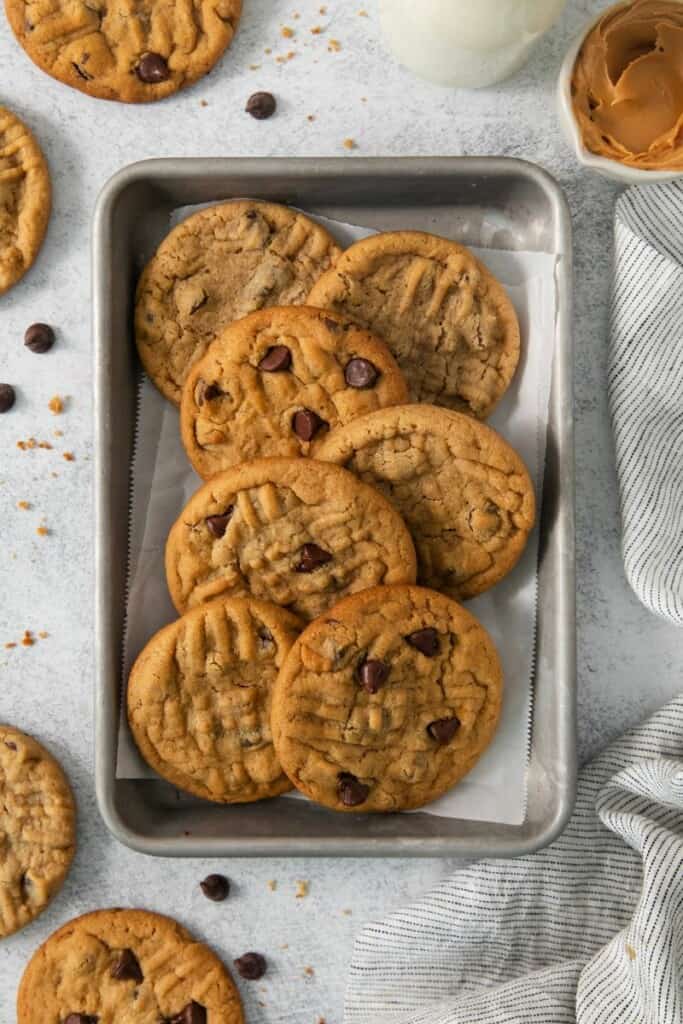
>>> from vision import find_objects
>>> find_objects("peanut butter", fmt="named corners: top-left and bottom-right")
top-left (571, 0), bottom-right (683, 170)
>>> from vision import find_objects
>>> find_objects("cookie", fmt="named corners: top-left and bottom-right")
top-left (136, 201), bottom-right (343, 404)
top-left (165, 457), bottom-right (418, 620)
top-left (271, 585), bottom-right (503, 813)
top-left (5, 0), bottom-right (242, 103)
top-left (180, 305), bottom-right (410, 477)
top-left (0, 107), bottom-right (50, 296)
top-left (317, 404), bottom-right (535, 600)
top-left (128, 596), bottom-right (303, 803)
top-left (17, 907), bottom-right (243, 1024)
top-left (307, 230), bottom-right (520, 417)
top-left (0, 724), bottom-right (75, 939)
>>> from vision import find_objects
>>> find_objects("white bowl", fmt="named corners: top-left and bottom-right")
top-left (557, 5), bottom-right (683, 185)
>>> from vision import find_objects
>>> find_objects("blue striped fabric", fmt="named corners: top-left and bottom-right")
top-left (608, 182), bottom-right (683, 625)
top-left (344, 698), bottom-right (683, 1024)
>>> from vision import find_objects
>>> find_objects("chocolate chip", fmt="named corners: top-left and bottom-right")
top-left (358, 659), bottom-right (389, 694)
top-left (166, 1002), bottom-right (206, 1024)
top-left (111, 948), bottom-right (143, 983)
top-left (405, 627), bottom-right (440, 657)
top-left (64, 1015), bottom-right (98, 1024)
top-left (206, 509), bottom-right (233, 538)
top-left (24, 322), bottom-right (55, 353)
top-left (200, 382), bottom-right (221, 403)
top-left (200, 873), bottom-right (230, 901)
top-left (136, 52), bottom-right (169, 83)
top-left (245, 91), bottom-right (276, 119)
top-left (338, 772), bottom-right (369, 807)
top-left (0, 383), bottom-right (16, 413)
top-left (292, 408), bottom-right (325, 441)
top-left (295, 543), bottom-right (333, 572)
top-left (427, 717), bottom-right (461, 743)
top-left (344, 357), bottom-right (378, 389)
top-left (234, 952), bottom-right (267, 980)
top-left (4, 740), bottom-right (17, 750)
top-left (258, 345), bottom-right (291, 372)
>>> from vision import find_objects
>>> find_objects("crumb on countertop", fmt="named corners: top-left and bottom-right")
top-left (303, 966), bottom-right (315, 977)
top-left (267, 879), bottom-right (277, 891)
top-left (4, 642), bottom-right (17, 649)
top-left (310, 25), bottom-right (323, 33)
top-left (48, 395), bottom-right (64, 414)
top-left (53, 429), bottom-right (63, 437)
top-left (17, 501), bottom-right (31, 510)
top-left (626, 943), bottom-right (637, 961)
top-left (358, 8), bottom-right (368, 14)
top-left (307, 114), bottom-right (315, 121)
top-left (264, 47), bottom-right (272, 54)
top-left (281, 25), bottom-right (295, 37)
top-left (296, 879), bottom-right (309, 899)
top-left (22, 630), bottom-right (35, 647)
top-left (38, 631), bottom-right (49, 639)
top-left (342, 908), bottom-right (352, 915)
top-left (319, 4), bottom-right (327, 12)
top-left (280, 943), bottom-right (289, 950)
top-left (328, 38), bottom-right (341, 52)
top-left (200, 99), bottom-right (209, 106)
top-left (36, 525), bottom-right (49, 537)
top-left (63, 452), bottom-right (75, 462)
top-left (343, 138), bottom-right (356, 150)
top-left (38, 441), bottom-right (52, 449)
top-left (249, 64), bottom-right (261, 70)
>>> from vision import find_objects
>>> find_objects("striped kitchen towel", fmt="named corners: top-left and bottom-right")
top-left (344, 696), bottom-right (683, 1024)
top-left (609, 182), bottom-right (683, 625)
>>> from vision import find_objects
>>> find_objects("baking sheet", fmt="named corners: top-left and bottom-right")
top-left (116, 206), bottom-right (557, 827)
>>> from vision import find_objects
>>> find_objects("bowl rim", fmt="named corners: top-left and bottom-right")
top-left (557, 0), bottom-right (683, 184)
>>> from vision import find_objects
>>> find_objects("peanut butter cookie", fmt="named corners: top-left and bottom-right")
top-left (0, 107), bottom-right (50, 296)
top-left (5, 0), bottom-right (242, 103)
top-left (271, 585), bottom-right (503, 813)
top-left (165, 458), bottom-right (417, 620)
top-left (308, 230), bottom-right (520, 417)
top-left (136, 201), bottom-right (343, 404)
top-left (181, 306), bottom-right (409, 477)
top-left (317, 404), bottom-right (535, 600)
top-left (0, 724), bottom-right (75, 939)
top-left (128, 597), bottom-right (303, 803)
top-left (17, 908), bottom-right (243, 1024)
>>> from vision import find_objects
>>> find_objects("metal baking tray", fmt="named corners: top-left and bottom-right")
top-left (93, 157), bottom-right (575, 858)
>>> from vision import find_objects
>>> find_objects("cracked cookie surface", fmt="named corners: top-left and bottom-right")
top-left (17, 908), bottom-right (243, 1024)
top-left (136, 201), bottom-right (343, 404)
top-left (0, 107), bottom-right (50, 296)
top-left (5, 0), bottom-right (242, 102)
top-left (181, 305), bottom-right (410, 477)
top-left (307, 230), bottom-right (520, 417)
top-left (271, 585), bottom-right (503, 813)
top-left (165, 457), bottom-right (418, 620)
top-left (317, 404), bottom-right (535, 600)
top-left (128, 597), bottom-right (303, 803)
top-left (0, 724), bottom-right (75, 939)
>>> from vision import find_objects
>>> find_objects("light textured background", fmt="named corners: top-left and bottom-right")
top-left (1, 1), bottom-right (681, 1020)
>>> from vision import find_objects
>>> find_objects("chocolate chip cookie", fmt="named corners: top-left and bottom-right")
top-left (307, 230), bottom-right (520, 417)
top-left (165, 457), bottom-right (417, 620)
top-left (317, 404), bottom-right (535, 600)
top-left (136, 202), bottom-right (342, 404)
top-left (128, 597), bottom-right (303, 803)
top-left (5, 0), bottom-right (242, 102)
top-left (271, 585), bottom-right (503, 813)
top-left (0, 107), bottom-right (50, 296)
top-left (17, 908), bottom-right (243, 1024)
top-left (0, 724), bottom-right (75, 939)
top-left (181, 306), bottom-right (409, 477)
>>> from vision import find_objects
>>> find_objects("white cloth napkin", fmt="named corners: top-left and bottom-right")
top-left (609, 182), bottom-right (683, 625)
top-left (344, 696), bottom-right (683, 1024)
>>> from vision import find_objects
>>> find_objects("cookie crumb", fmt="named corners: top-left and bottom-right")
top-left (38, 631), bottom-right (49, 639)
top-left (38, 441), bottom-right (53, 449)
top-left (328, 38), bottom-right (341, 52)
top-left (280, 943), bottom-right (289, 950)
top-left (264, 47), bottom-right (272, 54)
top-left (626, 943), bottom-right (637, 961)
top-left (343, 138), bottom-right (356, 150)
top-left (48, 395), bottom-right (64, 414)
top-left (63, 451), bottom-right (75, 462)
top-left (281, 25), bottom-right (295, 37)
top-left (361, 96), bottom-right (367, 102)
top-left (319, 4), bottom-right (327, 12)
top-left (22, 631), bottom-right (35, 647)
top-left (318, 1018), bottom-right (326, 1024)
top-left (36, 525), bottom-right (49, 537)
top-left (358, 8), bottom-right (368, 14)
top-left (53, 429), bottom-right (63, 437)
top-left (342, 908), bottom-right (352, 915)
top-left (307, 114), bottom-right (315, 121)
top-left (303, 966), bottom-right (315, 977)
top-left (4, 642), bottom-right (17, 649)
top-left (17, 501), bottom-right (31, 510)
top-left (267, 879), bottom-right (278, 891)
top-left (200, 99), bottom-right (209, 106)
top-left (295, 879), bottom-right (309, 899)
top-left (249, 64), bottom-right (261, 70)
top-left (310, 25), bottom-right (323, 33)
top-left (51, 472), bottom-right (59, 478)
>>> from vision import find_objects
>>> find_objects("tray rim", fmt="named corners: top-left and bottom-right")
top-left (93, 155), bottom-right (576, 858)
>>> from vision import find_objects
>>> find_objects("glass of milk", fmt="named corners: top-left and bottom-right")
top-left (379, 0), bottom-right (568, 88)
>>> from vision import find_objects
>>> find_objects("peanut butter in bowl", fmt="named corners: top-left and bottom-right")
top-left (570, 0), bottom-right (683, 172)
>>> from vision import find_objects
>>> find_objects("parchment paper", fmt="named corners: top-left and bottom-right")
top-left (117, 205), bottom-right (557, 827)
